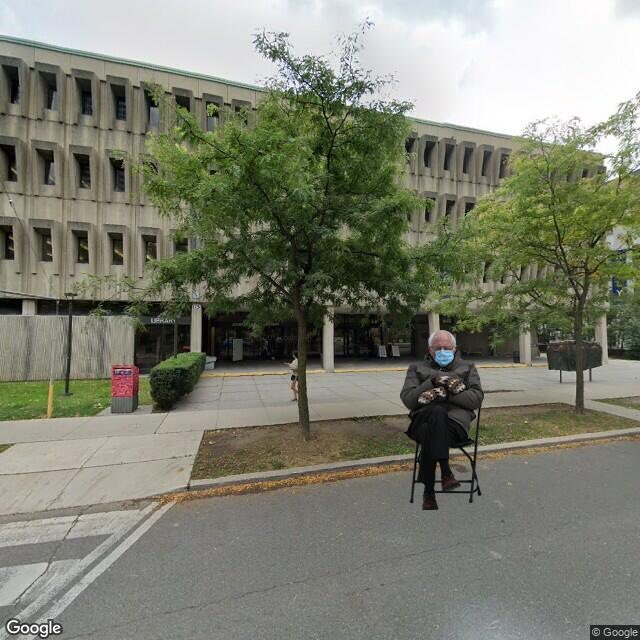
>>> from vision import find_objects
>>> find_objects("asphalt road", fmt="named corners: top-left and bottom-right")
top-left (5, 440), bottom-right (640, 640)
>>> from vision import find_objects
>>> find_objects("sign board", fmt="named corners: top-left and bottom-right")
top-left (149, 317), bottom-right (175, 325)
top-left (391, 345), bottom-right (400, 357)
top-left (378, 345), bottom-right (387, 358)
top-left (232, 338), bottom-right (244, 361)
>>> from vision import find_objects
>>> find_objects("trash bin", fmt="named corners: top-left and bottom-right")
top-left (111, 364), bottom-right (139, 413)
top-left (512, 351), bottom-right (520, 363)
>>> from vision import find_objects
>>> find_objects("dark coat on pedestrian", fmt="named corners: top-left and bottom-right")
top-left (400, 352), bottom-right (484, 435)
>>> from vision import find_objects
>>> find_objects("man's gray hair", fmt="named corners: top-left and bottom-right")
top-left (428, 330), bottom-right (457, 348)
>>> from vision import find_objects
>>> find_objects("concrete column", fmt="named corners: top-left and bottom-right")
top-left (322, 310), bottom-right (335, 372)
top-left (190, 303), bottom-right (202, 353)
top-left (518, 329), bottom-right (533, 366)
top-left (427, 311), bottom-right (440, 336)
top-left (594, 313), bottom-right (609, 365)
top-left (22, 299), bottom-right (37, 315)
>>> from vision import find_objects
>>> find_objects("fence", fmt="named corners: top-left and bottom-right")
top-left (0, 316), bottom-right (135, 381)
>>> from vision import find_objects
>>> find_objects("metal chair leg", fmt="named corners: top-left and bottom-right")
top-left (409, 406), bottom-right (482, 505)
top-left (410, 442), bottom-right (420, 503)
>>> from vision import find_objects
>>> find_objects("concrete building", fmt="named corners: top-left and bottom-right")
top-left (0, 35), bottom-right (549, 375)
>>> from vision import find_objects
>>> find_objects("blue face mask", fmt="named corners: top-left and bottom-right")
top-left (434, 349), bottom-right (455, 367)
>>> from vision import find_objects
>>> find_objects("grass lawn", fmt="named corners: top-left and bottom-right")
top-left (192, 403), bottom-right (640, 480)
top-left (598, 396), bottom-right (640, 411)
top-left (0, 378), bottom-right (152, 421)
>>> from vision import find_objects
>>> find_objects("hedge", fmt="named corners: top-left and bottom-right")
top-left (150, 352), bottom-right (206, 410)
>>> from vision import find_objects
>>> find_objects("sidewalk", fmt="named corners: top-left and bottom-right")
top-left (0, 359), bottom-right (638, 515)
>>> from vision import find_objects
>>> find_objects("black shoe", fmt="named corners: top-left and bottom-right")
top-left (422, 492), bottom-right (438, 510)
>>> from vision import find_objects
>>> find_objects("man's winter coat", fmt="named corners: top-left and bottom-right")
top-left (400, 352), bottom-right (484, 435)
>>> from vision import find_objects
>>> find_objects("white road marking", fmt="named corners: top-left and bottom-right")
top-left (42, 502), bottom-right (173, 621)
top-left (0, 564), bottom-right (48, 606)
top-left (0, 510), bottom-right (145, 548)
top-left (0, 502), bottom-right (167, 640)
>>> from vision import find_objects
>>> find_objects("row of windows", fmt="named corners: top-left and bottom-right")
top-left (1, 59), bottom-right (251, 132)
top-left (1, 143), bottom-right (127, 192)
top-left (405, 137), bottom-right (510, 180)
top-left (414, 197), bottom-right (475, 224)
top-left (0, 225), bottom-right (188, 266)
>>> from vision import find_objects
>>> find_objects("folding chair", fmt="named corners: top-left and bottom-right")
top-left (409, 407), bottom-right (482, 504)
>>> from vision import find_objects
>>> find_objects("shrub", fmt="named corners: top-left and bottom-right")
top-left (150, 352), bottom-right (206, 410)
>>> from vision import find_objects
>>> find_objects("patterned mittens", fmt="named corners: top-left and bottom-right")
top-left (418, 386), bottom-right (449, 405)
top-left (431, 373), bottom-right (467, 395)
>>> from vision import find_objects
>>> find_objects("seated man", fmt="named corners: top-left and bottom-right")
top-left (400, 330), bottom-right (484, 510)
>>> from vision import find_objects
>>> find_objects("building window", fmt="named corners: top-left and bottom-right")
top-left (3, 65), bottom-right (20, 104)
top-left (462, 147), bottom-right (473, 175)
top-left (1, 144), bottom-right (17, 182)
top-left (443, 144), bottom-right (454, 171)
top-left (482, 261), bottom-right (491, 283)
top-left (581, 168), bottom-right (589, 179)
top-left (145, 90), bottom-right (160, 129)
top-left (234, 104), bottom-right (248, 125)
top-left (41, 71), bottom-right (58, 110)
top-left (424, 141), bottom-right (436, 168)
top-left (1, 225), bottom-right (14, 260)
top-left (143, 235), bottom-right (157, 262)
top-left (205, 102), bottom-right (219, 131)
top-left (405, 138), bottom-right (415, 154)
top-left (76, 77), bottom-right (93, 116)
top-left (425, 198), bottom-right (435, 223)
top-left (499, 153), bottom-right (509, 179)
top-left (174, 238), bottom-right (188, 254)
top-left (38, 149), bottom-right (56, 186)
top-left (445, 199), bottom-right (456, 218)
top-left (112, 85), bottom-right (126, 120)
top-left (110, 233), bottom-right (124, 266)
top-left (464, 201), bottom-right (475, 215)
top-left (81, 91), bottom-right (93, 115)
top-left (75, 154), bottom-right (91, 189)
top-left (111, 158), bottom-right (126, 192)
top-left (481, 150), bottom-right (492, 177)
top-left (74, 230), bottom-right (89, 264)
top-left (36, 228), bottom-right (53, 262)
top-left (175, 94), bottom-right (190, 111)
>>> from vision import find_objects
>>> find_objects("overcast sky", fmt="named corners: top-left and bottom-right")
top-left (2, 0), bottom-right (639, 136)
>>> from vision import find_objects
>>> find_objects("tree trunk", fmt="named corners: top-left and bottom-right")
top-left (295, 308), bottom-right (311, 440)
top-left (574, 309), bottom-right (585, 415)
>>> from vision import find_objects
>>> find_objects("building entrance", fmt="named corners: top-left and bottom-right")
top-left (134, 316), bottom-right (190, 372)
top-left (204, 313), bottom-right (321, 362)
top-left (334, 314), bottom-right (416, 358)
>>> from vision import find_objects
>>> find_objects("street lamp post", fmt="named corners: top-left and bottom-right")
top-left (63, 292), bottom-right (77, 396)
top-left (173, 319), bottom-right (178, 357)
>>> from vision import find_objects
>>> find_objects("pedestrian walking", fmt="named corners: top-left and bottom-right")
top-left (288, 352), bottom-right (299, 401)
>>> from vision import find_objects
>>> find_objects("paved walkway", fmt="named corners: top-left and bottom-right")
top-left (0, 359), bottom-right (638, 515)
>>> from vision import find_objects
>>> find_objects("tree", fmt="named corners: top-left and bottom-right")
top-left (137, 25), bottom-right (435, 439)
top-left (608, 289), bottom-right (640, 358)
top-left (437, 95), bottom-right (640, 413)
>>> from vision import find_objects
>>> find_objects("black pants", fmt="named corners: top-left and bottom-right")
top-left (406, 404), bottom-right (468, 489)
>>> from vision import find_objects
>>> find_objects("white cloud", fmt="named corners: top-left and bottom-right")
top-left (1, 0), bottom-right (638, 136)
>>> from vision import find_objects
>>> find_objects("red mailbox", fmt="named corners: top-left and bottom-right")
top-left (111, 365), bottom-right (139, 413)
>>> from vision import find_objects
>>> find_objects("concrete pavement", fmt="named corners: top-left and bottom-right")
top-left (0, 359), bottom-right (639, 515)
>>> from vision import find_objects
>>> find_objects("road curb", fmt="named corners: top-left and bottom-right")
top-left (187, 425), bottom-right (640, 492)
top-left (201, 362), bottom-right (547, 378)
